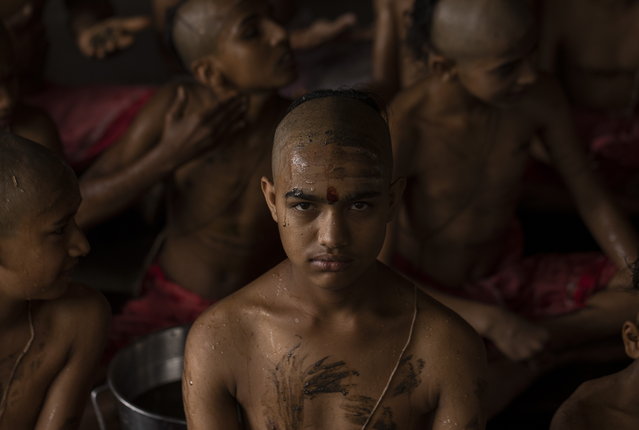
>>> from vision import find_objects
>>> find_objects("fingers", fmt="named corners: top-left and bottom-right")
top-left (118, 16), bottom-right (152, 33)
top-left (166, 86), bottom-right (188, 123)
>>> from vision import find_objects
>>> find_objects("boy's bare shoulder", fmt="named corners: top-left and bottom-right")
top-left (189, 264), bottom-right (283, 339)
top-left (38, 283), bottom-right (110, 340)
top-left (390, 77), bottom-right (434, 118)
top-left (415, 288), bottom-right (484, 356)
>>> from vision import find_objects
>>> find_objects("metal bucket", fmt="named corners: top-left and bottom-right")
top-left (92, 325), bottom-right (189, 430)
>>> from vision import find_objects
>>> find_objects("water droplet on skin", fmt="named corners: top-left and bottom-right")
top-left (189, 380), bottom-right (193, 386)
top-left (294, 318), bottom-right (300, 324)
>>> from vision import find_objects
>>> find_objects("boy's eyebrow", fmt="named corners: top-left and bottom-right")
top-left (284, 189), bottom-right (382, 201)
top-left (344, 191), bottom-right (382, 201)
top-left (285, 189), bottom-right (320, 201)
top-left (239, 12), bottom-right (260, 27)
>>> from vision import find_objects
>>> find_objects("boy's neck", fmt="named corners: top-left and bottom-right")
top-left (0, 297), bottom-right (29, 328)
top-left (246, 91), bottom-right (277, 123)
top-left (439, 78), bottom-right (493, 116)
top-left (287, 261), bottom-right (388, 319)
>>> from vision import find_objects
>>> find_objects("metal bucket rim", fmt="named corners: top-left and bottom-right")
top-left (107, 324), bottom-right (190, 425)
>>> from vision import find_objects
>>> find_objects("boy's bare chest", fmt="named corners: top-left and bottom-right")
top-left (0, 326), bottom-right (64, 427)
top-left (171, 133), bottom-right (272, 223)
top-left (234, 323), bottom-right (433, 430)
top-left (412, 113), bottom-right (533, 198)
top-left (563, 6), bottom-right (639, 70)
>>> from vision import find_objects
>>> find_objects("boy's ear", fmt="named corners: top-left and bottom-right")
top-left (191, 56), bottom-right (236, 98)
top-left (387, 177), bottom-right (406, 222)
top-left (428, 53), bottom-right (456, 82)
top-left (261, 176), bottom-right (279, 224)
top-left (622, 321), bottom-right (639, 359)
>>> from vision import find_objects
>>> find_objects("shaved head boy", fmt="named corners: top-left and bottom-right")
top-left (79, 0), bottom-right (299, 350)
top-left (184, 90), bottom-right (487, 430)
top-left (0, 132), bottom-right (109, 429)
top-left (386, 0), bottom-right (639, 415)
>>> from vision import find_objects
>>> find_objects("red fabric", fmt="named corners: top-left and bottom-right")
top-left (107, 263), bottom-right (215, 359)
top-left (27, 84), bottom-right (156, 172)
top-left (573, 109), bottom-right (639, 189)
top-left (392, 236), bottom-right (616, 320)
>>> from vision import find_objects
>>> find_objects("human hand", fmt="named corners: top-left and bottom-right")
top-left (76, 16), bottom-right (151, 59)
top-left (159, 86), bottom-right (247, 167)
top-left (291, 13), bottom-right (358, 50)
top-left (484, 307), bottom-right (549, 362)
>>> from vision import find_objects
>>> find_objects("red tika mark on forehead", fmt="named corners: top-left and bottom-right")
top-left (326, 186), bottom-right (339, 204)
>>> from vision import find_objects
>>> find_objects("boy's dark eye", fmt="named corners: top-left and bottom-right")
top-left (240, 25), bottom-right (260, 39)
top-left (495, 61), bottom-right (518, 77)
top-left (351, 202), bottom-right (370, 211)
top-left (51, 223), bottom-right (68, 235)
top-left (292, 202), bottom-right (312, 211)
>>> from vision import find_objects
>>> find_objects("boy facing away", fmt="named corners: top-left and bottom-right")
top-left (385, 0), bottom-right (639, 412)
top-left (0, 132), bottom-right (109, 429)
top-left (550, 310), bottom-right (639, 430)
top-left (183, 90), bottom-right (487, 430)
top-left (79, 0), bottom-right (298, 346)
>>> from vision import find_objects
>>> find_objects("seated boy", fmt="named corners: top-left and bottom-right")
top-left (0, 131), bottom-right (109, 429)
top-left (79, 0), bottom-right (298, 349)
top-left (183, 89), bottom-right (487, 430)
top-left (0, 21), bottom-right (62, 154)
top-left (537, 0), bottom-right (639, 209)
top-left (385, 0), bottom-right (639, 413)
top-left (372, 0), bottom-right (429, 100)
top-left (550, 309), bottom-right (639, 430)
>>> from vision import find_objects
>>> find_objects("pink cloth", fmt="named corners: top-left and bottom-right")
top-left (392, 230), bottom-right (616, 320)
top-left (573, 109), bottom-right (639, 189)
top-left (107, 263), bottom-right (215, 359)
top-left (27, 84), bottom-right (156, 171)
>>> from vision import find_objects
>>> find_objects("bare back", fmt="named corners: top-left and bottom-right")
top-left (184, 261), bottom-right (486, 429)
top-left (390, 77), bottom-right (538, 287)
top-left (542, 0), bottom-right (639, 111)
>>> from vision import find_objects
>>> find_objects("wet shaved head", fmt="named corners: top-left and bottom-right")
top-left (0, 132), bottom-right (75, 237)
top-left (409, 0), bottom-right (535, 60)
top-left (272, 90), bottom-right (392, 183)
top-left (171, 0), bottom-right (239, 67)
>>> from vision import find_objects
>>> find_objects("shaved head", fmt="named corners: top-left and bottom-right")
top-left (409, 0), bottom-right (535, 60)
top-left (171, 0), bottom-right (238, 67)
top-left (272, 90), bottom-right (392, 184)
top-left (0, 132), bottom-right (75, 237)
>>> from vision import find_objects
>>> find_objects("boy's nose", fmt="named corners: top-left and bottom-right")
top-left (0, 85), bottom-right (16, 114)
top-left (317, 210), bottom-right (349, 250)
top-left (517, 59), bottom-right (537, 87)
top-left (265, 18), bottom-right (288, 46)
top-left (68, 222), bottom-right (91, 258)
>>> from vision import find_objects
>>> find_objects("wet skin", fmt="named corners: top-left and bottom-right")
top-left (387, 0), bottom-right (637, 289)
top-left (541, 0), bottom-right (639, 111)
top-left (79, 0), bottom-right (297, 300)
top-left (550, 317), bottom-right (639, 430)
top-left (183, 96), bottom-right (487, 430)
top-left (0, 143), bottom-right (109, 429)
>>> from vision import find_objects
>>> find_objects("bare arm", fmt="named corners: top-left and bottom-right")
top-left (372, 0), bottom-right (401, 101)
top-left (34, 286), bottom-right (110, 430)
top-left (183, 312), bottom-right (242, 430)
top-left (77, 84), bottom-right (245, 229)
top-left (65, 0), bottom-right (150, 59)
top-left (430, 315), bottom-right (487, 430)
top-left (539, 76), bottom-right (638, 271)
